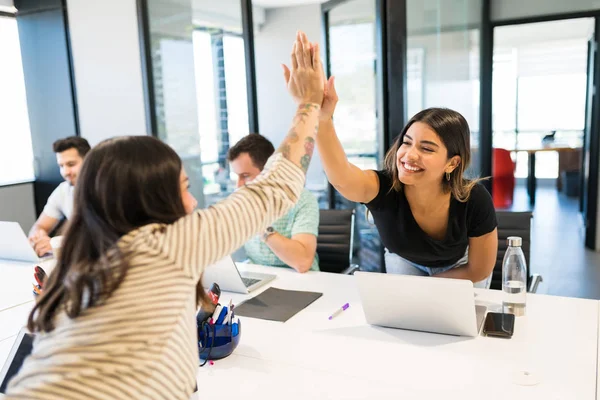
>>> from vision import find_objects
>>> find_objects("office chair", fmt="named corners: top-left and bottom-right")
top-left (493, 211), bottom-right (542, 293)
top-left (316, 209), bottom-right (359, 274)
top-left (492, 148), bottom-right (516, 209)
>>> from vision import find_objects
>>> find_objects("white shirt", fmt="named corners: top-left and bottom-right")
top-left (42, 181), bottom-right (74, 220)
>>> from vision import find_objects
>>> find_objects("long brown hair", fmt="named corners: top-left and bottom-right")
top-left (29, 136), bottom-right (206, 332)
top-left (383, 107), bottom-right (481, 202)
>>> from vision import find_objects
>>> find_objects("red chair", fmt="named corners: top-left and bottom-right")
top-left (492, 148), bottom-right (516, 208)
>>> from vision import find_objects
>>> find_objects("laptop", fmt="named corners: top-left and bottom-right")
top-left (0, 328), bottom-right (34, 396)
top-left (0, 222), bottom-right (42, 263)
top-left (355, 271), bottom-right (487, 337)
top-left (202, 256), bottom-right (276, 294)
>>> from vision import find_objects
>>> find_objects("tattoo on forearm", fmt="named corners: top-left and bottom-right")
top-left (277, 104), bottom-right (319, 166)
top-left (294, 103), bottom-right (321, 124)
top-left (281, 144), bottom-right (291, 159)
top-left (287, 130), bottom-right (300, 143)
top-left (300, 137), bottom-right (315, 173)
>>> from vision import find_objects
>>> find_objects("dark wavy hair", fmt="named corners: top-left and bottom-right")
top-left (53, 136), bottom-right (91, 158)
top-left (29, 136), bottom-right (205, 332)
top-left (384, 108), bottom-right (482, 202)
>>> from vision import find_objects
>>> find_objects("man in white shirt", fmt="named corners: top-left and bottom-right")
top-left (28, 137), bottom-right (91, 256)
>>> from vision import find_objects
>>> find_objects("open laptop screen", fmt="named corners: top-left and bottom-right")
top-left (0, 221), bottom-right (40, 263)
top-left (0, 329), bottom-right (34, 393)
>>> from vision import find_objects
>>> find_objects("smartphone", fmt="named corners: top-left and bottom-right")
top-left (482, 312), bottom-right (515, 338)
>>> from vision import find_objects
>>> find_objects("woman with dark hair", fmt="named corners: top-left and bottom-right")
top-left (314, 79), bottom-right (497, 288)
top-left (5, 31), bottom-right (323, 399)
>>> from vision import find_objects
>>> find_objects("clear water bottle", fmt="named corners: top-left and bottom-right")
top-left (502, 236), bottom-right (527, 316)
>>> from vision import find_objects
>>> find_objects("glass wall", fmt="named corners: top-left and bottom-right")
top-left (0, 16), bottom-right (34, 185)
top-left (493, 19), bottom-right (592, 179)
top-left (406, 0), bottom-right (482, 177)
top-left (328, 0), bottom-right (381, 271)
top-left (145, 0), bottom-right (251, 207)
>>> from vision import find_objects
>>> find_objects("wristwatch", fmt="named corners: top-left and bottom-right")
top-left (261, 226), bottom-right (276, 242)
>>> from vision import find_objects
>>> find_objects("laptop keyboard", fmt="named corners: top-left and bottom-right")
top-left (242, 277), bottom-right (261, 287)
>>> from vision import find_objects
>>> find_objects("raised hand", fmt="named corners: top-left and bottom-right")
top-left (320, 73), bottom-right (338, 122)
top-left (282, 31), bottom-right (324, 106)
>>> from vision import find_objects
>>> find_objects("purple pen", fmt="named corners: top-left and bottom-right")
top-left (328, 303), bottom-right (350, 320)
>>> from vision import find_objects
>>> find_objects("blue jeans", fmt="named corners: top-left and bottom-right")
top-left (384, 248), bottom-right (492, 289)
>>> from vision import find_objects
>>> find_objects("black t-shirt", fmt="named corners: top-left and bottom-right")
top-left (365, 170), bottom-right (497, 268)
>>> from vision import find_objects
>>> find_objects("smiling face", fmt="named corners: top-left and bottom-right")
top-left (56, 148), bottom-right (84, 186)
top-left (395, 122), bottom-right (460, 188)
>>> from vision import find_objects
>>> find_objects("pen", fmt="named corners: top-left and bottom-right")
top-left (328, 303), bottom-right (350, 320)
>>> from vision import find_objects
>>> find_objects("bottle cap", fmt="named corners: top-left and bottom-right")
top-left (507, 236), bottom-right (522, 247)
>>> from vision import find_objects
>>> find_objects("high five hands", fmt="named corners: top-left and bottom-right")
top-left (282, 31), bottom-right (338, 121)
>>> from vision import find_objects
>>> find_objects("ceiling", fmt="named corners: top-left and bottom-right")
top-left (495, 18), bottom-right (595, 47)
top-left (252, 0), bottom-right (327, 8)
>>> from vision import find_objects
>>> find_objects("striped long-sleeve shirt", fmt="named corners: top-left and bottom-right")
top-left (5, 154), bottom-right (305, 400)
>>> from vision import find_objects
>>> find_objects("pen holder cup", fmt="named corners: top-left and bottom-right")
top-left (197, 320), bottom-right (241, 361)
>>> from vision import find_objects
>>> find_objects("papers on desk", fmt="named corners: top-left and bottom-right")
top-left (234, 287), bottom-right (322, 322)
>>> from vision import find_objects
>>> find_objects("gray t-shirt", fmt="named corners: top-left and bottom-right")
top-left (42, 181), bottom-right (74, 221)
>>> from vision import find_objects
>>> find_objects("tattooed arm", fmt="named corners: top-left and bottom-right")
top-left (278, 31), bottom-right (324, 173)
top-left (277, 105), bottom-right (319, 174)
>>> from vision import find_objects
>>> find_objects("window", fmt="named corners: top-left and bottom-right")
top-left (192, 28), bottom-right (250, 204)
top-left (328, 0), bottom-right (381, 272)
top-left (0, 16), bottom-right (34, 186)
top-left (144, 0), bottom-right (252, 208)
top-left (493, 19), bottom-right (591, 179)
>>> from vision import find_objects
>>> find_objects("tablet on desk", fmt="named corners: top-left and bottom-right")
top-left (0, 328), bottom-right (34, 394)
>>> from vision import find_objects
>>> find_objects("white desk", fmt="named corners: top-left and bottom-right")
top-left (0, 263), bottom-right (597, 399)
top-left (196, 264), bottom-right (600, 400)
top-left (0, 259), bottom-right (54, 367)
top-left (0, 261), bottom-right (36, 312)
top-left (0, 259), bottom-right (54, 313)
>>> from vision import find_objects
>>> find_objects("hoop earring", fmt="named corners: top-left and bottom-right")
top-left (446, 172), bottom-right (451, 181)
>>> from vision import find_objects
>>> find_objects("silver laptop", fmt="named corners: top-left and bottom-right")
top-left (202, 256), bottom-right (276, 294)
top-left (0, 222), bottom-right (41, 263)
top-left (355, 271), bottom-right (487, 337)
top-left (0, 327), bottom-right (34, 395)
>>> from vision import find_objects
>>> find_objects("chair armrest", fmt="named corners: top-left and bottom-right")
top-left (528, 273), bottom-right (543, 293)
top-left (341, 264), bottom-right (360, 275)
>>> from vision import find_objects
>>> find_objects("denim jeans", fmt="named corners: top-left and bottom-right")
top-left (384, 248), bottom-right (492, 289)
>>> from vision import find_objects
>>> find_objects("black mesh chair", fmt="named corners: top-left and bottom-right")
top-left (316, 209), bottom-right (359, 274)
top-left (493, 211), bottom-right (542, 292)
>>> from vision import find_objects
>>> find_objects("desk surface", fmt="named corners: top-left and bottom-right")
top-left (196, 264), bottom-right (599, 400)
top-left (0, 263), bottom-right (598, 399)
top-left (0, 259), bottom-right (55, 313)
top-left (0, 261), bottom-right (36, 313)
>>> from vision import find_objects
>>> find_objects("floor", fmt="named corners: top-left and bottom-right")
top-left (507, 183), bottom-right (600, 300)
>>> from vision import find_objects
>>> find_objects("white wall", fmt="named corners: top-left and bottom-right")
top-left (66, 0), bottom-right (147, 146)
top-left (0, 183), bottom-right (36, 232)
top-left (492, 0), bottom-right (600, 22)
top-left (254, 4), bottom-right (325, 189)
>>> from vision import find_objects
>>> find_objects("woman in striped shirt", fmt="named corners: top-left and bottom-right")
top-left (5, 31), bottom-right (323, 400)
